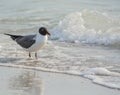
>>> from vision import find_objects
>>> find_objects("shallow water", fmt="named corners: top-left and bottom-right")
top-left (0, 0), bottom-right (120, 90)
top-left (0, 38), bottom-right (120, 89)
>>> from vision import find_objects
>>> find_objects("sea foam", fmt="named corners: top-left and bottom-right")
top-left (81, 67), bottom-right (120, 89)
top-left (51, 10), bottom-right (120, 45)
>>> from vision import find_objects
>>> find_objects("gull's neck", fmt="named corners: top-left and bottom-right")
top-left (36, 32), bottom-right (48, 43)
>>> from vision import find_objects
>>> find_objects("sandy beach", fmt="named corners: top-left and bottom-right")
top-left (0, 66), bottom-right (120, 95)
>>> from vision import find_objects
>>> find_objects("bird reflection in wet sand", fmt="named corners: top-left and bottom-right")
top-left (9, 71), bottom-right (44, 95)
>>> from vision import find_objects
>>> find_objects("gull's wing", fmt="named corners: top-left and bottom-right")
top-left (16, 35), bottom-right (36, 48)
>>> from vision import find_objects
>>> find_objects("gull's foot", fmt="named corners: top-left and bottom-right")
top-left (26, 57), bottom-right (33, 60)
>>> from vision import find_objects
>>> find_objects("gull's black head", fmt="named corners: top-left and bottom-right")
top-left (39, 27), bottom-right (50, 36)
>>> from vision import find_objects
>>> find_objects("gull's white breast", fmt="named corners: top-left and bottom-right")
top-left (25, 33), bottom-right (48, 52)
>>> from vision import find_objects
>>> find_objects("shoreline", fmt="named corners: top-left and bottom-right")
top-left (0, 66), bottom-right (120, 95)
top-left (0, 64), bottom-right (120, 91)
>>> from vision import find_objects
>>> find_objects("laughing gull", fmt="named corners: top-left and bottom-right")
top-left (4, 27), bottom-right (50, 59)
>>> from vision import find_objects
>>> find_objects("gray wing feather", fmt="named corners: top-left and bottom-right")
top-left (16, 35), bottom-right (36, 48)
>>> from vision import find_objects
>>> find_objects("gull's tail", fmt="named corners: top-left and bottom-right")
top-left (4, 33), bottom-right (23, 40)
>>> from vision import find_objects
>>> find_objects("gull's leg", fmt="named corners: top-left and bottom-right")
top-left (29, 52), bottom-right (31, 58)
top-left (27, 52), bottom-right (33, 60)
top-left (35, 52), bottom-right (38, 59)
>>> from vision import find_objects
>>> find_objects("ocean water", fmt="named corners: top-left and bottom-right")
top-left (0, 0), bottom-right (120, 90)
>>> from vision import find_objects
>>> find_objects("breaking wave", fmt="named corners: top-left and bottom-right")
top-left (51, 10), bottom-right (120, 45)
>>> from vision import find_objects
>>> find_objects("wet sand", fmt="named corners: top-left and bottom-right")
top-left (0, 66), bottom-right (120, 95)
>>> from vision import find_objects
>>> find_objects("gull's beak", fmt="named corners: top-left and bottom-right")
top-left (47, 31), bottom-right (51, 36)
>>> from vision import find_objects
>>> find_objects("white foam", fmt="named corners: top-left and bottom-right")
top-left (82, 67), bottom-right (112, 76)
top-left (81, 67), bottom-right (120, 89)
top-left (51, 10), bottom-right (120, 45)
